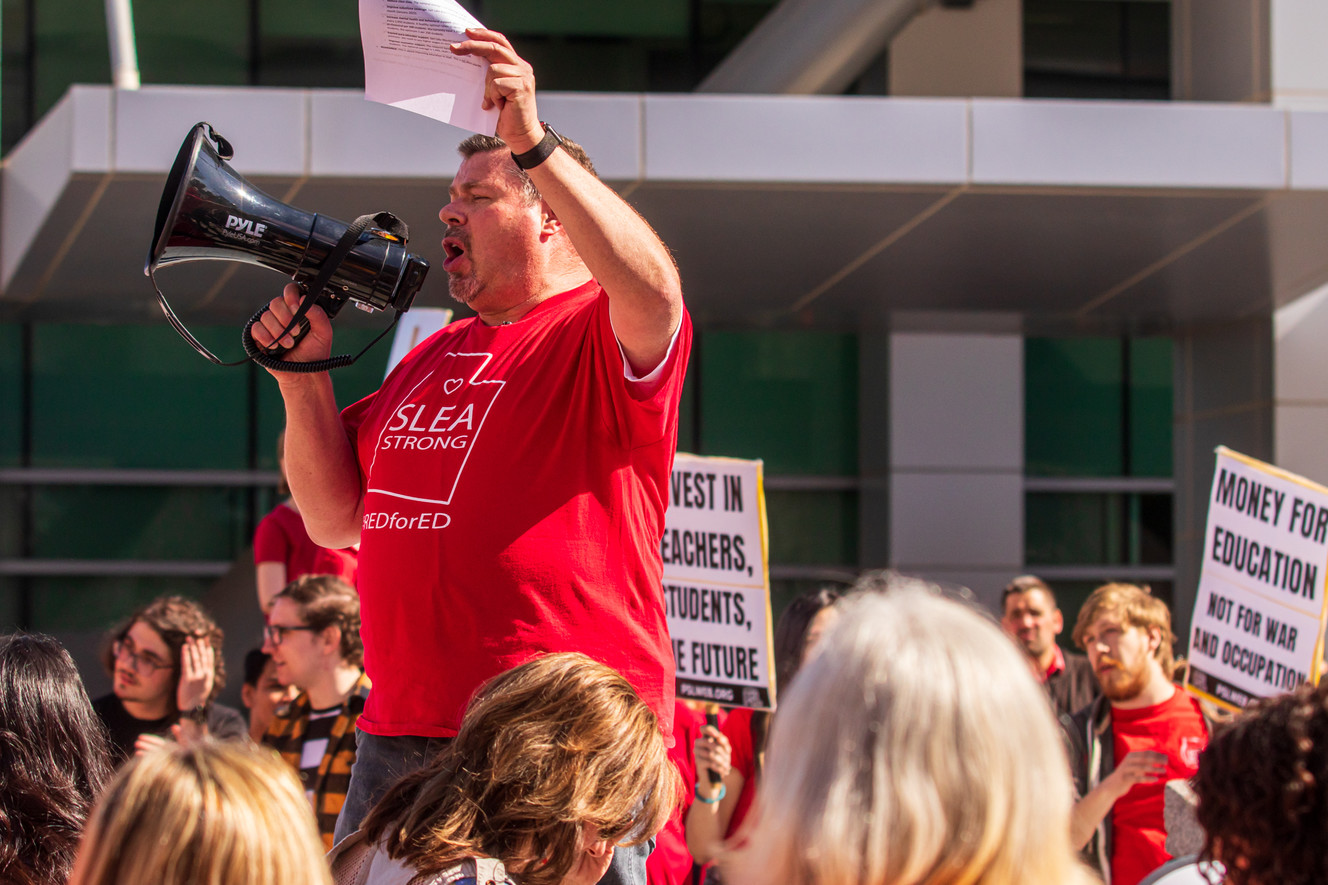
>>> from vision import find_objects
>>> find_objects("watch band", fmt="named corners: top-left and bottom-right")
top-left (187, 703), bottom-right (209, 725)
top-left (511, 123), bottom-right (564, 170)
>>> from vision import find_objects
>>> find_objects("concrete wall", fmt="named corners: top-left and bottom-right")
top-left (1271, 0), bottom-right (1328, 109)
top-left (1173, 0), bottom-right (1271, 102)
top-left (887, 331), bottom-right (1024, 611)
top-left (888, 0), bottom-right (1022, 98)
top-left (1173, 318), bottom-right (1275, 639)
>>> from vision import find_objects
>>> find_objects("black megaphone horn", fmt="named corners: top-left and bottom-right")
top-left (146, 122), bottom-right (430, 372)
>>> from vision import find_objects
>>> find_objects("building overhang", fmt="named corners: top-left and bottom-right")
top-left (5, 85), bottom-right (1328, 334)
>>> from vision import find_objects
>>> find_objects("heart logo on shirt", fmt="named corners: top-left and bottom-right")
top-left (443, 379), bottom-right (463, 394)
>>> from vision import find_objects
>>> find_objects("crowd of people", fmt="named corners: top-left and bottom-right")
top-left (5, 573), bottom-right (1328, 885)
top-left (7, 24), bottom-right (1327, 885)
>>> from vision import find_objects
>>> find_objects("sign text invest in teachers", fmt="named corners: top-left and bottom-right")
top-left (1186, 447), bottom-right (1328, 711)
top-left (662, 454), bottom-right (774, 710)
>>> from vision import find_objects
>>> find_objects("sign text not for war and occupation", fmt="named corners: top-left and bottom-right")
top-left (663, 454), bottom-right (774, 710)
top-left (1187, 448), bottom-right (1328, 710)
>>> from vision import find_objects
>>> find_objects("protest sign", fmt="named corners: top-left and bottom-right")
top-left (384, 307), bottom-right (453, 378)
top-left (664, 453), bottom-right (774, 710)
top-left (1186, 447), bottom-right (1328, 711)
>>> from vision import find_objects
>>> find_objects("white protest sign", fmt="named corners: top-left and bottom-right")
top-left (384, 307), bottom-right (453, 378)
top-left (663, 453), bottom-right (774, 710)
top-left (358, 0), bottom-right (500, 134)
top-left (1186, 447), bottom-right (1328, 711)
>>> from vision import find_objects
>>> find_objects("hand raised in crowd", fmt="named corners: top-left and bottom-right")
top-left (448, 29), bottom-right (545, 155)
top-left (1102, 750), bottom-right (1168, 799)
top-left (175, 634), bottom-right (215, 715)
top-left (693, 723), bottom-right (732, 786)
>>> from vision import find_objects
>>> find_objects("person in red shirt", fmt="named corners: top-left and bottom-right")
top-left (1063, 583), bottom-right (1214, 885)
top-left (253, 430), bottom-right (358, 616)
top-left (251, 29), bottom-right (689, 885)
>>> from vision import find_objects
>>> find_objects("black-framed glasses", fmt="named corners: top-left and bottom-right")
top-left (112, 638), bottom-right (171, 674)
top-left (264, 623), bottom-right (318, 647)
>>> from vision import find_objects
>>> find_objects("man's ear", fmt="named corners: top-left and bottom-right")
top-left (241, 683), bottom-right (256, 710)
top-left (1147, 625), bottom-right (1163, 655)
top-left (1052, 608), bottom-right (1064, 636)
top-left (539, 201), bottom-right (562, 238)
top-left (321, 625), bottom-right (343, 656)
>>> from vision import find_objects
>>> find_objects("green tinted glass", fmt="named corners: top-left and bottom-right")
top-left (765, 489), bottom-right (858, 567)
top-left (0, 324), bottom-right (20, 468)
top-left (31, 324), bottom-right (250, 470)
top-left (1025, 337), bottom-right (1123, 477)
top-left (700, 331), bottom-right (857, 476)
top-left (31, 486), bottom-right (249, 560)
top-left (1026, 492), bottom-right (1171, 566)
top-left (29, 576), bottom-right (213, 633)
top-left (1129, 337), bottom-right (1172, 477)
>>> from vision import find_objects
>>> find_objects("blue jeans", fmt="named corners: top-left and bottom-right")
top-left (334, 731), bottom-right (651, 885)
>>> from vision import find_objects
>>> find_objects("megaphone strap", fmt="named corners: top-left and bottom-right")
top-left (242, 212), bottom-right (410, 374)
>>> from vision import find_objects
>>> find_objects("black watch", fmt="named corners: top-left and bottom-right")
top-left (511, 123), bottom-right (564, 170)
top-left (186, 703), bottom-right (209, 725)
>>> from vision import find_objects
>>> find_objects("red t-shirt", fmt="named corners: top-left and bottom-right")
top-left (341, 282), bottom-right (691, 737)
top-left (1110, 688), bottom-right (1208, 885)
top-left (253, 502), bottom-right (359, 586)
top-left (648, 701), bottom-right (705, 885)
top-left (723, 707), bottom-right (759, 839)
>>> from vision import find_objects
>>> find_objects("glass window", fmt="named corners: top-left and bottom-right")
top-left (30, 324), bottom-right (251, 470)
top-left (1026, 491), bottom-right (1172, 566)
top-left (765, 489), bottom-right (857, 567)
top-left (1024, 0), bottom-right (1170, 100)
top-left (1026, 337), bottom-right (1124, 477)
top-left (1025, 336), bottom-right (1171, 477)
top-left (699, 331), bottom-right (858, 476)
top-left (31, 486), bottom-right (250, 561)
top-left (0, 324), bottom-right (21, 468)
top-left (28, 576), bottom-right (213, 633)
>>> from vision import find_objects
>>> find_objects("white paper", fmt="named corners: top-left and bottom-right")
top-left (359, 0), bottom-right (499, 135)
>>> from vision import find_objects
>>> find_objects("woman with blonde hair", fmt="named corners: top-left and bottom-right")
top-left (68, 740), bottom-right (331, 885)
top-left (333, 652), bottom-right (678, 885)
top-left (732, 580), bottom-right (1095, 885)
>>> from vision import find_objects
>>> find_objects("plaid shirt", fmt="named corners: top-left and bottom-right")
top-left (263, 671), bottom-right (371, 849)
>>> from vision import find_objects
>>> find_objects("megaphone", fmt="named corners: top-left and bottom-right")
top-left (146, 122), bottom-right (430, 372)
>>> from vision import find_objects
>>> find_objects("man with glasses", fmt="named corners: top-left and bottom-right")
top-left (92, 595), bottom-right (246, 763)
top-left (261, 575), bottom-right (369, 848)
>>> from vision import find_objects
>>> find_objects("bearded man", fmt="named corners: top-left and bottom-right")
top-left (1062, 583), bottom-right (1215, 885)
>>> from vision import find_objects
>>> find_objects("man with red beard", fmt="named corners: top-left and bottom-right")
top-left (1062, 583), bottom-right (1214, 885)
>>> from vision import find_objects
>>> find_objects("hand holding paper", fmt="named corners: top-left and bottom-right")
top-left (359, 0), bottom-right (500, 134)
top-left (447, 28), bottom-right (545, 154)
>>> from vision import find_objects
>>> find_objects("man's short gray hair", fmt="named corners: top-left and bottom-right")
top-left (457, 133), bottom-right (597, 204)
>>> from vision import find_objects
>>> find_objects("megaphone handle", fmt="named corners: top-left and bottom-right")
top-left (242, 305), bottom-right (355, 373)
top-left (253, 312), bottom-right (311, 359)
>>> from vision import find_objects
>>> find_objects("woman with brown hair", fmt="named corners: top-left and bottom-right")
top-left (332, 652), bottom-right (678, 885)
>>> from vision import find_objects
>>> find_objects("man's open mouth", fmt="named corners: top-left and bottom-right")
top-left (442, 237), bottom-right (467, 269)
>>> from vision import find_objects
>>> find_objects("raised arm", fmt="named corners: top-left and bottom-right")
top-left (450, 29), bottom-right (683, 375)
top-left (250, 283), bottom-right (365, 548)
